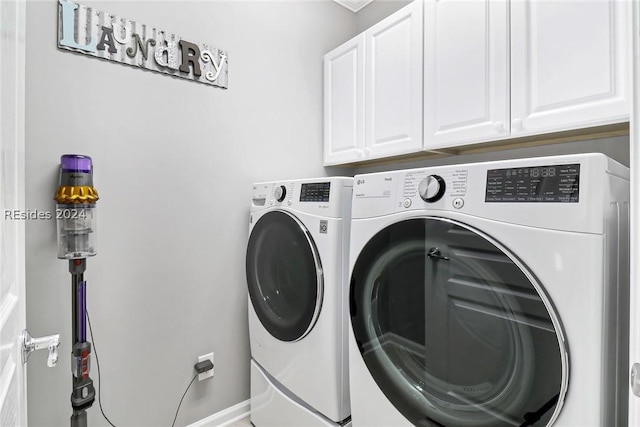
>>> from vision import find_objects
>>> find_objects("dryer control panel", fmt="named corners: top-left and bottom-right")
top-left (352, 153), bottom-right (629, 234)
top-left (485, 164), bottom-right (580, 203)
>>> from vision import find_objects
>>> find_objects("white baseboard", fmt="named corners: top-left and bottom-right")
top-left (188, 399), bottom-right (251, 427)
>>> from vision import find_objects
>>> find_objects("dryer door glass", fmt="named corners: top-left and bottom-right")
top-left (246, 211), bottom-right (323, 342)
top-left (350, 218), bottom-right (566, 427)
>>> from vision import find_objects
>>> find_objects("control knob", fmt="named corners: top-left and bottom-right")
top-left (274, 185), bottom-right (287, 202)
top-left (418, 175), bottom-right (446, 203)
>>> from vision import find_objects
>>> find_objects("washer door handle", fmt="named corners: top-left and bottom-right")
top-left (427, 247), bottom-right (449, 261)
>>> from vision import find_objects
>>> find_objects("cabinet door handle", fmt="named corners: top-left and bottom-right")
top-left (512, 118), bottom-right (524, 131)
top-left (356, 149), bottom-right (364, 158)
top-left (363, 147), bottom-right (371, 156)
top-left (493, 121), bottom-right (505, 132)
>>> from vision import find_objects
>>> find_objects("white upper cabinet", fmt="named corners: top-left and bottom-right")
top-left (324, 34), bottom-right (365, 165)
top-left (324, 1), bottom-right (423, 165)
top-left (365, 0), bottom-right (423, 160)
top-left (324, 0), bottom-right (631, 164)
top-left (510, 0), bottom-right (630, 136)
top-left (424, 0), bottom-right (510, 149)
top-left (425, 0), bottom-right (630, 150)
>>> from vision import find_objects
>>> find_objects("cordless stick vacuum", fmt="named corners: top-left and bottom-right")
top-left (54, 155), bottom-right (99, 427)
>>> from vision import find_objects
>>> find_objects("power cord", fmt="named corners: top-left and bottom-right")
top-left (172, 360), bottom-right (214, 426)
top-left (87, 309), bottom-right (214, 427)
top-left (86, 309), bottom-right (117, 427)
top-left (171, 373), bottom-right (198, 427)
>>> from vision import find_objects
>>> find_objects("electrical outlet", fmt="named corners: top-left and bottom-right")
top-left (197, 352), bottom-right (214, 381)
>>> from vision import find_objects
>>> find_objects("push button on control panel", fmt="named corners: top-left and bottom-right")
top-left (452, 198), bottom-right (464, 209)
top-left (403, 198), bottom-right (412, 208)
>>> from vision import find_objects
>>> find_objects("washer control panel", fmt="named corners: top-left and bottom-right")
top-left (251, 178), bottom-right (352, 218)
top-left (300, 182), bottom-right (331, 202)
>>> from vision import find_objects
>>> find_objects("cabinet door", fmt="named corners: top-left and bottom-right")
top-left (511, 0), bottom-right (630, 136)
top-left (324, 34), bottom-right (365, 166)
top-left (365, 0), bottom-right (423, 160)
top-left (424, 0), bottom-right (509, 149)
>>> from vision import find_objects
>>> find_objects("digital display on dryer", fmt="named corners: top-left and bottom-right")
top-left (300, 182), bottom-right (331, 202)
top-left (485, 163), bottom-right (580, 202)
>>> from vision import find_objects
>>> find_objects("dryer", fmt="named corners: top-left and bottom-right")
top-left (246, 177), bottom-right (352, 426)
top-left (348, 154), bottom-right (629, 426)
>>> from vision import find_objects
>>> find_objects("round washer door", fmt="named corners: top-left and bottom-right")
top-left (246, 210), bottom-right (323, 342)
top-left (350, 218), bottom-right (567, 427)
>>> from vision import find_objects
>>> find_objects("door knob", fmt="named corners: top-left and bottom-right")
top-left (22, 329), bottom-right (60, 367)
top-left (631, 363), bottom-right (640, 397)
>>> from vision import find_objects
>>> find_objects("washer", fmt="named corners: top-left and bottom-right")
top-left (246, 177), bottom-right (353, 426)
top-left (348, 153), bottom-right (629, 426)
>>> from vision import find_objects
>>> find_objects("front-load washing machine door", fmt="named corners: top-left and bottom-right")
top-left (246, 210), bottom-right (323, 342)
top-left (350, 217), bottom-right (568, 427)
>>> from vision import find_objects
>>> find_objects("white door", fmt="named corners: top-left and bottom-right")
top-left (629, 1), bottom-right (640, 424)
top-left (323, 34), bottom-right (365, 166)
top-left (0, 0), bottom-right (27, 426)
top-left (365, 0), bottom-right (423, 160)
top-left (424, 0), bottom-right (509, 150)
top-left (510, 0), bottom-right (630, 136)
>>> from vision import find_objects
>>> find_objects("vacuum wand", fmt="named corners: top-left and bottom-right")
top-left (54, 155), bottom-right (99, 427)
top-left (69, 259), bottom-right (94, 425)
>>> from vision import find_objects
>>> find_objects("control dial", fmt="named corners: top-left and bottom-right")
top-left (418, 175), bottom-right (446, 203)
top-left (274, 185), bottom-right (287, 202)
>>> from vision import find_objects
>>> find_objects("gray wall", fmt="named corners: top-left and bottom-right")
top-left (24, 1), bottom-right (355, 426)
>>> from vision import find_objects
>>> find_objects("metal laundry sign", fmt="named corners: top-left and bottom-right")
top-left (57, 0), bottom-right (228, 88)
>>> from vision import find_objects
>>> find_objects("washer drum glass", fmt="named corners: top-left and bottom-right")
top-left (246, 211), bottom-right (323, 342)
